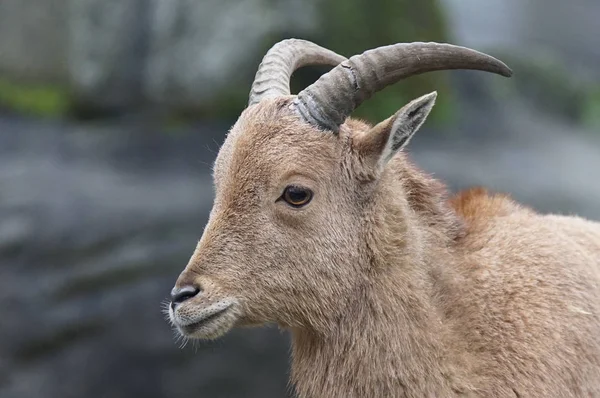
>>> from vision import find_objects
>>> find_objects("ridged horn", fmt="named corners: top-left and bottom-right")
top-left (248, 39), bottom-right (347, 106)
top-left (293, 42), bottom-right (513, 132)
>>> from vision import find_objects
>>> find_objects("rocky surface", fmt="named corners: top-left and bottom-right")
top-left (0, 117), bottom-right (291, 398)
top-left (0, 0), bottom-right (68, 83)
top-left (1, 0), bottom-right (319, 113)
top-left (442, 0), bottom-right (600, 76)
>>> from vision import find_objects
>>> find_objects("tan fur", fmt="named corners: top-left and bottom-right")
top-left (170, 96), bottom-right (600, 397)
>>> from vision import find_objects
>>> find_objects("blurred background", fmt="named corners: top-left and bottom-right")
top-left (1, 0), bottom-right (599, 397)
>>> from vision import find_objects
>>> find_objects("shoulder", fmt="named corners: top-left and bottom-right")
top-left (450, 187), bottom-right (532, 226)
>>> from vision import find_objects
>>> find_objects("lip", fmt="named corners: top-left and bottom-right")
top-left (178, 305), bottom-right (232, 335)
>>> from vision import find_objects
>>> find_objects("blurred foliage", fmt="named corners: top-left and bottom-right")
top-left (192, 84), bottom-right (252, 123)
top-left (0, 78), bottom-right (71, 117)
top-left (207, 0), bottom-right (455, 125)
top-left (309, 0), bottom-right (455, 126)
top-left (582, 88), bottom-right (600, 130)
top-left (490, 53), bottom-right (600, 131)
top-left (1, 0), bottom-right (598, 133)
top-left (0, 0), bottom-right (507, 129)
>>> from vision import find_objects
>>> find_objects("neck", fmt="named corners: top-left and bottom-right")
top-left (290, 158), bottom-right (472, 397)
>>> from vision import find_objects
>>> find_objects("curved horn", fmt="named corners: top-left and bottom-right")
top-left (248, 39), bottom-right (347, 106)
top-left (294, 42), bottom-right (513, 132)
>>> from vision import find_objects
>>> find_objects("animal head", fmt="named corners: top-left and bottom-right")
top-left (167, 39), bottom-right (511, 340)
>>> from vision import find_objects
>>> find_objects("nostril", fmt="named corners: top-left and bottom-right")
top-left (170, 285), bottom-right (200, 308)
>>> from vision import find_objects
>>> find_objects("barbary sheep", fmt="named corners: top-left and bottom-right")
top-left (167, 39), bottom-right (600, 397)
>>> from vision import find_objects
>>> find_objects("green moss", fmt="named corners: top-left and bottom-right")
top-left (582, 88), bottom-right (600, 130)
top-left (0, 78), bottom-right (71, 117)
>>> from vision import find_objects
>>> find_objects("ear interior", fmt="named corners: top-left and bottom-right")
top-left (379, 91), bottom-right (437, 166)
top-left (352, 91), bottom-right (437, 177)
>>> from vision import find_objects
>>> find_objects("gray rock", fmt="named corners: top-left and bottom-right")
top-left (1, 0), bottom-right (318, 112)
top-left (67, 0), bottom-right (150, 109)
top-left (442, 0), bottom-right (600, 81)
top-left (0, 0), bottom-right (69, 83)
top-left (0, 117), bottom-right (290, 397)
top-left (144, 0), bottom-right (317, 106)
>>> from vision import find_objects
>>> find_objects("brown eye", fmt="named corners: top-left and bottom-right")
top-left (282, 185), bottom-right (313, 207)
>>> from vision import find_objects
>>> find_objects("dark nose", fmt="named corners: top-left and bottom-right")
top-left (170, 285), bottom-right (200, 310)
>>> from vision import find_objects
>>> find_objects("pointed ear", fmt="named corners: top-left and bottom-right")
top-left (354, 92), bottom-right (437, 171)
top-left (379, 91), bottom-right (437, 165)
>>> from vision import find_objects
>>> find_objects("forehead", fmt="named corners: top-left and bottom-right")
top-left (213, 99), bottom-right (340, 184)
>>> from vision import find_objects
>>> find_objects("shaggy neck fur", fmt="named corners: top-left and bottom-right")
top-left (289, 156), bottom-right (475, 397)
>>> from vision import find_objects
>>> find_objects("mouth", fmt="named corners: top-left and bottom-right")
top-left (180, 305), bottom-right (231, 335)
top-left (171, 300), bottom-right (238, 340)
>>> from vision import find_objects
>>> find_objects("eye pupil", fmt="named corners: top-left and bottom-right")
top-left (287, 187), bottom-right (306, 202)
top-left (283, 185), bottom-right (313, 207)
